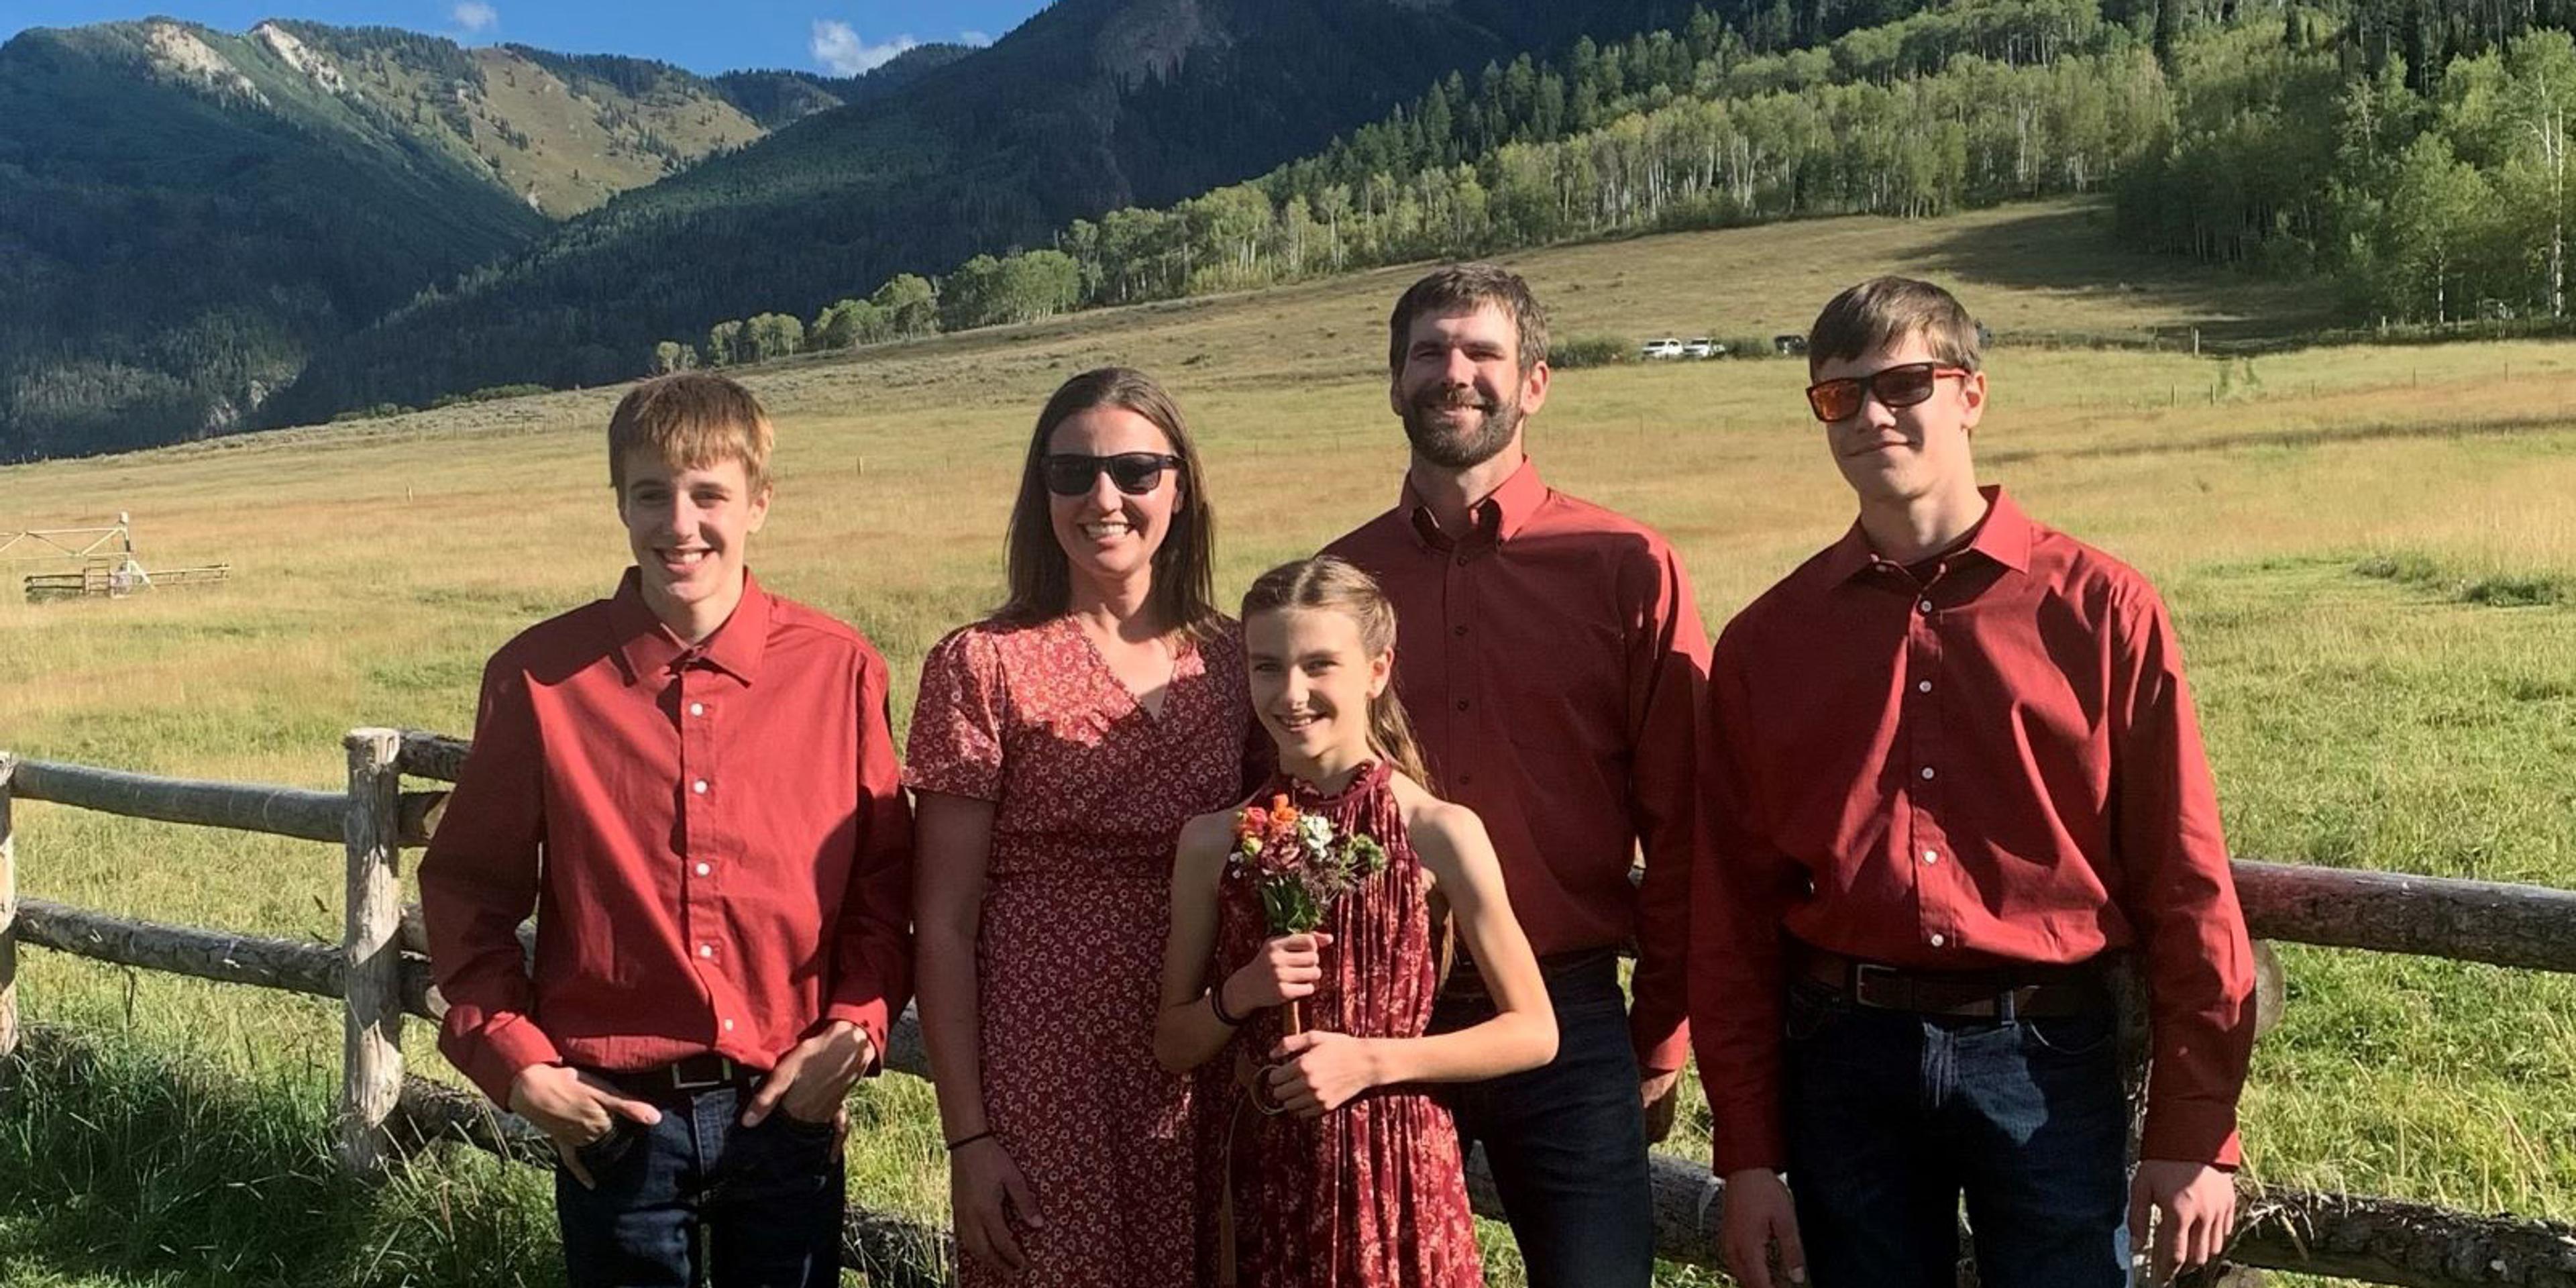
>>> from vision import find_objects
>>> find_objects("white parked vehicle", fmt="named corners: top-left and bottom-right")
top-left (1683, 337), bottom-right (1723, 358)
top-left (1640, 337), bottom-right (1685, 359)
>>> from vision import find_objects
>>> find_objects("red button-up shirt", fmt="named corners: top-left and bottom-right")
top-left (1691, 488), bottom-right (2255, 1173)
top-left (1328, 458), bottom-right (1708, 1075)
top-left (422, 570), bottom-right (914, 1105)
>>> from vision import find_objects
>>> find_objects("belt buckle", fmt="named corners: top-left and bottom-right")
top-left (671, 1057), bottom-right (735, 1091)
top-left (1849, 961), bottom-right (1900, 1009)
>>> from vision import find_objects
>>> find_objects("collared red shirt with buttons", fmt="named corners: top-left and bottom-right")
top-left (422, 570), bottom-right (915, 1106)
top-left (1326, 457), bottom-right (1709, 1076)
top-left (1689, 486), bottom-right (2255, 1174)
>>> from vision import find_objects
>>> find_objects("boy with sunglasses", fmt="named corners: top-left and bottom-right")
top-left (1691, 277), bottom-right (2255, 1288)
top-left (421, 372), bottom-right (913, 1287)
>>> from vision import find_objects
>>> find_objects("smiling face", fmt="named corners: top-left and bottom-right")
top-left (1246, 605), bottom-right (1392, 771)
top-left (1390, 302), bottom-right (1549, 470)
top-left (616, 447), bottom-right (769, 637)
top-left (1813, 331), bottom-right (1986, 508)
top-left (1046, 405), bottom-right (1181, 594)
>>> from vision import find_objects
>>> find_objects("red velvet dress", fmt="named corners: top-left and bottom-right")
top-left (1213, 761), bottom-right (1485, 1288)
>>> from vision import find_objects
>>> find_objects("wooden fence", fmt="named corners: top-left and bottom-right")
top-left (3, 731), bottom-right (2575, 1287)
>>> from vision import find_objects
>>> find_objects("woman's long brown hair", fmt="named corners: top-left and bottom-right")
top-left (1239, 556), bottom-right (1434, 792)
top-left (998, 367), bottom-right (1221, 641)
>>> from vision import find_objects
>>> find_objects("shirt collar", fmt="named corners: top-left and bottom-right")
top-left (609, 568), bottom-right (772, 686)
top-left (1827, 485), bottom-right (2031, 584)
top-left (1402, 455), bottom-right (1549, 551)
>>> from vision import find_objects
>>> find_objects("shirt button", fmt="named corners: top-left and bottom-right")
top-left (1917, 680), bottom-right (1932, 694)
top-left (1457, 773), bottom-right (1474, 786)
top-left (1454, 698), bottom-right (1470, 711)
top-left (689, 702), bottom-right (706, 717)
top-left (1923, 849), bottom-right (1940, 865)
top-left (1918, 599), bottom-right (1935, 614)
top-left (692, 779), bottom-right (709, 794)
top-left (698, 943), bottom-right (715, 959)
top-left (694, 862), bottom-right (712, 877)
top-left (1929, 932), bottom-right (1947, 947)
top-left (1456, 555), bottom-right (1471, 567)
top-left (722, 1018), bottom-right (736, 1033)
top-left (1920, 766), bottom-right (1936, 780)
top-left (1452, 624), bottom-right (1468, 637)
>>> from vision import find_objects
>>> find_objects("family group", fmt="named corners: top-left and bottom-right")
top-left (417, 266), bottom-right (2255, 1288)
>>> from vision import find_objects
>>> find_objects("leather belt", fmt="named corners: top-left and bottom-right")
top-left (1798, 945), bottom-right (2111, 1020)
top-left (596, 1052), bottom-right (760, 1099)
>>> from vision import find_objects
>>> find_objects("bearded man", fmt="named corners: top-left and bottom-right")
top-left (1322, 262), bottom-right (1713, 1287)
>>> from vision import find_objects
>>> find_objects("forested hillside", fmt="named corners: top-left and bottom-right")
top-left (0, 20), bottom-right (945, 458)
top-left (264, 0), bottom-right (1720, 428)
top-left (656, 0), bottom-right (2576, 374)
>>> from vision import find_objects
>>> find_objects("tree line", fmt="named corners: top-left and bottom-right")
top-left (656, 0), bottom-right (2576, 377)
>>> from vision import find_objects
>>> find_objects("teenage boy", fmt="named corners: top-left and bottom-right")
top-left (1693, 276), bottom-right (2255, 1288)
top-left (421, 372), bottom-right (913, 1287)
top-left (1326, 262), bottom-right (1708, 1287)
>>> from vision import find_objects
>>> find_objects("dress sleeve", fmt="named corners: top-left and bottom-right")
top-left (904, 625), bottom-right (1008, 802)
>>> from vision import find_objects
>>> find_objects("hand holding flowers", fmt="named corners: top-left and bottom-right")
top-left (1226, 930), bottom-right (1335, 1013)
top-left (1230, 792), bottom-right (1389, 1034)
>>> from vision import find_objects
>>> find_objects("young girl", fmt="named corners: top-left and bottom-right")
top-left (1155, 556), bottom-right (1558, 1288)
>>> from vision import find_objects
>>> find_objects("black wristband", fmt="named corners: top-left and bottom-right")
top-left (944, 1130), bottom-right (995, 1153)
top-left (1208, 983), bottom-right (1246, 1027)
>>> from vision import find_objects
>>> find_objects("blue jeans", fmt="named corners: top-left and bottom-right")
top-left (1430, 954), bottom-right (1656, 1288)
top-left (553, 1082), bottom-right (845, 1288)
top-left (1782, 982), bottom-right (2130, 1288)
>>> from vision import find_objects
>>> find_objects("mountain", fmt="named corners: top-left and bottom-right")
top-left (269, 0), bottom-right (1703, 427)
top-left (0, 19), bottom-right (928, 458)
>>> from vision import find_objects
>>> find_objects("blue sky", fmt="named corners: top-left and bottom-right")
top-left (1, 1), bottom-right (1051, 76)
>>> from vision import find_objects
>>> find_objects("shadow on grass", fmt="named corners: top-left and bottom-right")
top-left (0, 1026), bottom-right (561, 1288)
top-left (1908, 201), bottom-right (2343, 343)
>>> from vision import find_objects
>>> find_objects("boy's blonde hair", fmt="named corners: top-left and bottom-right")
top-left (606, 372), bottom-right (775, 493)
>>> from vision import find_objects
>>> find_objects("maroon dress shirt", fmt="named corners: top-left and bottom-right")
top-left (422, 570), bottom-right (914, 1105)
top-left (1328, 458), bottom-right (1708, 1075)
top-left (1691, 488), bottom-right (2255, 1173)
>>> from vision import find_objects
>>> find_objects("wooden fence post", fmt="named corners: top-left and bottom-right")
top-left (339, 729), bottom-right (403, 1177)
top-left (1, 752), bottom-right (17, 1061)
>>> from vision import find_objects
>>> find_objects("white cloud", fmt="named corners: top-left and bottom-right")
top-left (958, 30), bottom-right (991, 46)
top-left (809, 19), bottom-right (916, 75)
top-left (451, 2), bottom-right (498, 33)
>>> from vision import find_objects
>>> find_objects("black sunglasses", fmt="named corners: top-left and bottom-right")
top-left (1805, 362), bottom-right (1971, 423)
top-left (1041, 451), bottom-right (1183, 496)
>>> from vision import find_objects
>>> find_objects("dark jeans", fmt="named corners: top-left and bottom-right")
top-left (554, 1081), bottom-right (845, 1288)
top-left (1430, 954), bottom-right (1656, 1288)
top-left (1782, 982), bottom-right (2130, 1288)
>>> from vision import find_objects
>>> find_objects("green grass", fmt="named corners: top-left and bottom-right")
top-left (3, 197), bottom-right (2573, 1285)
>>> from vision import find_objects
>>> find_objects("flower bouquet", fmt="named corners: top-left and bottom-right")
top-left (1231, 791), bottom-right (1388, 1035)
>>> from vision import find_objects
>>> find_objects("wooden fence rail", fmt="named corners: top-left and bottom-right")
top-left (4, 731), bottom-right (2575, 1287)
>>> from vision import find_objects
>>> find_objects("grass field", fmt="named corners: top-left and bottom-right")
top-left (1, 196), bottom-right (2571, 1287)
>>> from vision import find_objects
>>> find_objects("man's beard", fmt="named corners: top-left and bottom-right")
top-left (1400, 387), bottom-right (1522, 470)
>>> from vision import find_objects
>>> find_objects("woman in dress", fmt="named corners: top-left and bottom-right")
top-left (910, 367), bottom-right (1256, 1286)
top-left (1155, 556), bottom-right (1558, 1288)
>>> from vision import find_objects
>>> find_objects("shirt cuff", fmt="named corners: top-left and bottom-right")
top-left (2141, 1101), bottom-right (2243, 1168)
top-left (1632, 1016), bottom-right (1692, 1079)
top-left (455, 1014), bottom-right (564, 1107)
top-left (821, 998), bottom-right (890, 1076)
top-left (1710, 1122), bottom-right (1788, 1177)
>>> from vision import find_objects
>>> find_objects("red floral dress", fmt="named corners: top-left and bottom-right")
top-left (906, 615), bottom-right (1258, 1288)
top-left (1213, 761), bottom-right (1485, 1288)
